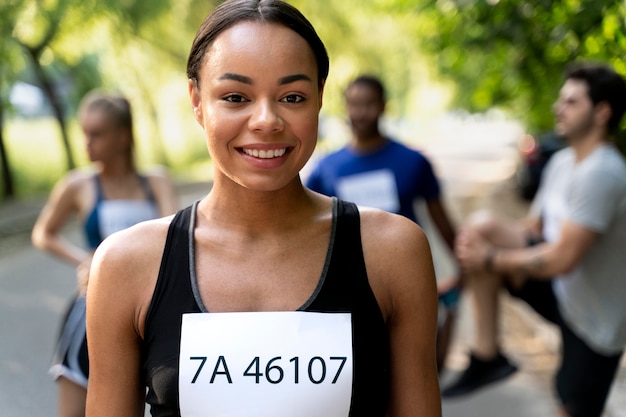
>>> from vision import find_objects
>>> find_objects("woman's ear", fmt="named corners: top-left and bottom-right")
top-left (188, 79), bottom-right (204, 125)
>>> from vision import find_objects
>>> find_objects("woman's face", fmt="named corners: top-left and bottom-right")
top-left (81, 109), bottom-right (128, 163)
top-left (189, 21), bottom-right (324, 192)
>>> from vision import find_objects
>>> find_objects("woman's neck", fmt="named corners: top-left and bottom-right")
top-left (198, 177), bottom-right (324, 234)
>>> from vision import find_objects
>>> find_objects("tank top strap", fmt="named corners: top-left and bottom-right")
top-left (306, 198), bottom-right (390, 416)
top-left (93, 174), bottom-right (105, 201)
top-left (142, 202), bottom-right (201, 415)
top-left (83, 175), bottom-right (105, 248)
top-left (145, 202), bottom-right (199, 330)
top-left (305, 198), bottom-right (368, 312)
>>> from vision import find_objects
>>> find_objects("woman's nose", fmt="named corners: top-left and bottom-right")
top-left (248, 99), bottom-right (284, 133)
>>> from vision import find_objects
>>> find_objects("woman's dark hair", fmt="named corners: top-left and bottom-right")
top-left (565, 62), bottom-right (626, 132)
top-left (187, 0), bottom-right (329, 89)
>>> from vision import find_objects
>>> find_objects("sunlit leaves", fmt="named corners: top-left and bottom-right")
top-left (412, 0), bottom-right (626, 132)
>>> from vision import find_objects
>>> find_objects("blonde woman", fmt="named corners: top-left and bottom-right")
top-left (32, 91), bottom-right (178, 417)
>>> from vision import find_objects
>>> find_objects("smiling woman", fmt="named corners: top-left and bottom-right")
top-left (85, 1), bottom-right (441, 417)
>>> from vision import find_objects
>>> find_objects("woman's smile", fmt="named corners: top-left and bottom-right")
top-left (241, 147), bottom-right (288, 159)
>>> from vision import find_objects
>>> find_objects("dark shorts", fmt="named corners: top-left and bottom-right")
top-left (49, 294), bottom-right (89, 388)
top-left (506, 278), bottom-right (623, 417)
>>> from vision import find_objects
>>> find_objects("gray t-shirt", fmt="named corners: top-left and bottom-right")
top-left (531, 143), bottom-right (626, 354)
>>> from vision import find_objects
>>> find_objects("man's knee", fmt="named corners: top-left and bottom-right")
top-left (463, 209), bottom-right (501, 238)
top-left (462, 209), bottom-right (525, 249)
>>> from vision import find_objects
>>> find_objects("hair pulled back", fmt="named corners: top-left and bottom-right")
top-left (186, 0), bottom-right (329, 89)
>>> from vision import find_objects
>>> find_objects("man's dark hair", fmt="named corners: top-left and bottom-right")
top-left (565, 62), bottom-right (626, 132)
top-left (346, 75), bottom-right (386, 103)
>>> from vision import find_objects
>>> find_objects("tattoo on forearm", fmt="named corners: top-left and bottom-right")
top-left (517, 255), bottom-right (547, 275)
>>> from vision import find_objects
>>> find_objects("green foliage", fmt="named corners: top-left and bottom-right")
top-left (0, 1), bottom-right (27, 107)
top-left (411, 0), bottom-right (626, 133)
top-left (291, 0), bottom-right (447, 121)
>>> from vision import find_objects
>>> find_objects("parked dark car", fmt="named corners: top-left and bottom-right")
top-left (516, 131), bottom-right (565, 201)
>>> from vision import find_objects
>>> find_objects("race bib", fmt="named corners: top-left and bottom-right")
top-left (98, 200), bottom-right (157, 239)
top-left (179, 311), bottom-right (353, 417)
top-left (336, 169), bottom-right (400, 213)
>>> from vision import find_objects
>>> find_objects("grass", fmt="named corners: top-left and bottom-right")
top-left (2, 116), bottom-right (211, 200)
top-left (4, 118), bottom-right (77, 197)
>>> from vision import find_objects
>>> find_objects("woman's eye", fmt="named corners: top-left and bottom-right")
top-left (281, 94), bottom-right (305, 104)
top-left (223, 94), bottom-right (247, 103)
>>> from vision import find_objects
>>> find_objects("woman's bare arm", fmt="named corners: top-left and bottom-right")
top-left (361, 209), bottom-right (442, 417)
top-left (86, 221), bottom-right (168, 416)
top-left (31, 172), bottom-right (91, 266)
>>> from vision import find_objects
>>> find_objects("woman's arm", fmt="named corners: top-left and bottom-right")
top-left (362, 210), bottom-right (442, 417)
top-left (425, 197), bottom-right (456, 253)
top-left (85, 224), bottom-right (164, 417)
top-left (31, 172), bottom-right (91, 266)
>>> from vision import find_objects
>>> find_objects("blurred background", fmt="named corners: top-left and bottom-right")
top-left (1, 0), bottom-right (626, 200)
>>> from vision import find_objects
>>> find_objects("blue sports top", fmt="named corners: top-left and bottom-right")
top-left (306, 138), bottom-right (440, 224)
top-left (83, 175), bottom-right (158, 249)
top-left (142, 199), bottom-right (390, 416)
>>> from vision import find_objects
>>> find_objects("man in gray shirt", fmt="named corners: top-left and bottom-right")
top-left (442, 63), bottom-right (626, 417)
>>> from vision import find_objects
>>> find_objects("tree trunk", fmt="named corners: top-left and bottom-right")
top-left (0, 106), bottom-right (15, 199)
top-left (23, 45), bottom-right (75, 172)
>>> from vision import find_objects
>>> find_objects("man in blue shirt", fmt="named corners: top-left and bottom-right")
top-left (307, 75), bottom-right (456, 252)
top-left (306, 75), bottom-right (459, 370)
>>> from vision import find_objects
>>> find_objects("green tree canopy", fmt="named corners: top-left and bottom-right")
top-left (407, 0), bottom-right (626, 133)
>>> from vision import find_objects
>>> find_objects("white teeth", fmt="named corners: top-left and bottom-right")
top-left (243, 148), bottom-right (286, 159)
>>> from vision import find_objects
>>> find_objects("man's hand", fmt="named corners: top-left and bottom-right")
top-left (454, 228), bottom-right (492, 273)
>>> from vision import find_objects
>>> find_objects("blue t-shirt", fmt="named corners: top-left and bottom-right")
top-left (306, 139), bottom-right (440, 224)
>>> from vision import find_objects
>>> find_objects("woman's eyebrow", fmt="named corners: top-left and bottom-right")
top-left (218, 73), bottom-right (253, 84)
top-left (279, 74), bottom-right (312, 85)
top-left (218, 73), bottom-right (312, 86)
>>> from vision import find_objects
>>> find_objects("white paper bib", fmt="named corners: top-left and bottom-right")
top-left (335, 169), bottom-right (400, 213)
top-left (98, 200), bottom-right (157, 239)
top-left (179, 311), bottom-right (353, 417)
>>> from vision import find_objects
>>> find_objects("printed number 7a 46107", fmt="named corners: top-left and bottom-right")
top-left (189, 355), bottom-right (348, 385)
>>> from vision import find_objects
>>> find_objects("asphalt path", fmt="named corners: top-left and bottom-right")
top-left (0, 241), bottom-right (74, 416)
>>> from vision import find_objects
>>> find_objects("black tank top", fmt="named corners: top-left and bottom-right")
top-left (142, 198), bottom-right (390, 416)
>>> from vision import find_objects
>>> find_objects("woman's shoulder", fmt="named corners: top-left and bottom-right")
top-left (96, 215), bottom-right (175, 265)
top-left (55, 168), bottom-right (96, 192)
top-left (357, 207), bottom-right (431, 277)
top-left (357, 207), bottom-right (434, 312)
top-left (358, 206), bottom-right (428, 247)
top-left (89, 215), bottom-right (177, 337)
top-left (92, 217), bottom-right (173, 290)
top-left (44, 168), bottom-right (96, 211)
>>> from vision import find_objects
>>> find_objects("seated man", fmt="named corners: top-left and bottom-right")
top-left (443, 63), bottom-right (626, 417)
